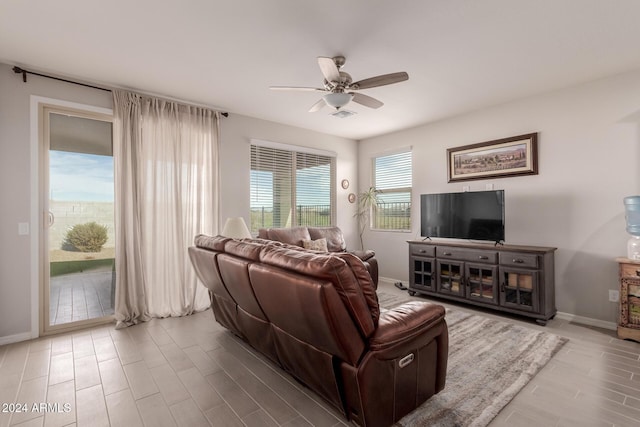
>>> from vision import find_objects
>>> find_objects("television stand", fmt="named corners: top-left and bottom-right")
top-left (408, 240), bottom-right (556, 325)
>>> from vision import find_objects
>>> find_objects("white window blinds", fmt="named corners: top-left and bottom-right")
top-left (250, 144), bottom-right (335, 232)
top-left (373, 150), bottom-right (412, 230)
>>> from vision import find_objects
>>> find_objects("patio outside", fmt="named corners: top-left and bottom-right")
top-left (48, 198), bottom-right (115, 325)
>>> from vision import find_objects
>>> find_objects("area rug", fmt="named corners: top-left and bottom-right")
top-left (377, 292), bottom-right (568, 427)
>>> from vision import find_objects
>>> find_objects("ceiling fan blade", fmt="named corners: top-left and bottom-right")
top-left (352, 93), bottom-right (384, 109)
top-left (351, 72), bottom-right (409, 90)
top-left (308, 98), bottom-right (326, 113)
top-left (317, 57), bottom-right (340, 83)
top-left (270, 86), bottom-right (326, 92)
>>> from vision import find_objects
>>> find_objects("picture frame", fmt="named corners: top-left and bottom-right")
top-left (447, 133), bottom-right (538, 182)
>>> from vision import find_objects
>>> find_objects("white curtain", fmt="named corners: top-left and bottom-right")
top-left (112, 90), bottom-right (219, 328)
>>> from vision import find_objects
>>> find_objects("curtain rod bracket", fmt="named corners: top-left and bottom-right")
top-left (13, 66), bottom-right (27, 82)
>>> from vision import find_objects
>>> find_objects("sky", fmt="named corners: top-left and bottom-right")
top-left (49, 150), bottom-right (114, 202)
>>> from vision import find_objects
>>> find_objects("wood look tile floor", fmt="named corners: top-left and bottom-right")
top-left (1, 279), bottom-right (639, 427)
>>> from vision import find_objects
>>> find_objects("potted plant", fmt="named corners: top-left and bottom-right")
top-left (354, 186), bottom-right (381, 250)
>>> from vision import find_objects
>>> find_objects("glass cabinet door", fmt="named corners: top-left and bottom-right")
top-left (466, 263), bottom-right (498, 304)
top-left (437, 260), bottom-right (465, 297)
top-left (500, 267), bottom-right (539, 312)
top-left (411, 256), bottom-right (436, 291)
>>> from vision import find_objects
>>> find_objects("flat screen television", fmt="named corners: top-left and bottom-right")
top-left (420, 190), bottom-right (505, 242)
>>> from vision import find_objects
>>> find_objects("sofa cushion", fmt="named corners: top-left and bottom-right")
top-left (308, 226), bottom-right (347, 252)
top-left (302, 238), bottom-right (328, 252)
top-left (194, 234), bottom-right (231, 251)
top-left (350, 249), bottom-right (375, 262)
top-left (259, 245), bottom-right (376, 338)
top-left (224, 239), bottom-right (263, 261)
top-left (267, 227), bottom-right (311, 246)
top-left (249, 263), bottom-right (365, 366)
top-left (333, 252), bottom-right (379, 326)
top-left (370, 302), bottom-right (446, 351)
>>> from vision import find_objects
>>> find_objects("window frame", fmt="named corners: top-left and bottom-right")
top-left (250, 140), bottom-right (336, 233)
top-left (371, 148), bottom-right (412, 232)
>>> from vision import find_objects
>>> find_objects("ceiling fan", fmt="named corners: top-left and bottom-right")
top-left (270, 56), bottom-right (409, 113)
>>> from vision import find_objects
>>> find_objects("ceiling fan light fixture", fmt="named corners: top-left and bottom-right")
top-left (323, 92), bottom-right (353, 109)
top-left (331, 109), bottom-right (356, 119)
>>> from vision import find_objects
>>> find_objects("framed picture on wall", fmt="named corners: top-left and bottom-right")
top-left (447, 133), bottom-right (538, 182)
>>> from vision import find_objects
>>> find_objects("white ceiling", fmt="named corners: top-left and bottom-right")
top-left (2, 0), bottom-right (640, 140)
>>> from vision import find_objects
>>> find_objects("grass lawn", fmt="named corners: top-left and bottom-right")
top-left (49, 247), bottom-right (115, 277)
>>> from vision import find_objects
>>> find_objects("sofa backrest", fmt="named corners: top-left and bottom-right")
top-left (308, 226), bottom-right (347, 252)
top-left (257, 244), bottom-right (378, 336)
top-left (218, 240), bottom-right (268, 321)
top-left (189, 235), bottom-right (243, 335)
top-left (248, 261), bottom-right (365, 364)
top-left (191, 236), bottom-right (379, 364)
top-left (261, 226), bottom-right (311, 246)
top-left (258, 226), bottom-right (348, 252)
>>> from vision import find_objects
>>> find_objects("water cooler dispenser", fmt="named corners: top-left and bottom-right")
top-left (624, 196), bottom-right (640, 259)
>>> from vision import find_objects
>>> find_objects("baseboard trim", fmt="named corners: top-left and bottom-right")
top-left (555, 312), bottom-right (616, 331)
top-left (0, 332), bottom-right (34, 346)
top-left (379, 277), bottom-right (617, 331)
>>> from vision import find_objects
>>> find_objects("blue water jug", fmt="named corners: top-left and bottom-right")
top-left (624, 196), bottom-right (640, 236)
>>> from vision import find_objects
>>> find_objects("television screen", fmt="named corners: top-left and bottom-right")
top-left (420, 190), bottom-right (505, 242)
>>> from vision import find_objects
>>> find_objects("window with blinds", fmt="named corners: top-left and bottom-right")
top-left (250, 144), bottom-right (335, 233)
top-left (372, 150), bottom-right (412, 230)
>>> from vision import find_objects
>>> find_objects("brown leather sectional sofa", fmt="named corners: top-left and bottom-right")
top-left (189, 234), bottom-right (448, 427)
top-left (258, 226), bottom-right (379, 287)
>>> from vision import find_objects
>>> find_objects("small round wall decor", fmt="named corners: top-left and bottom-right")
top-left (341, 179), bottom-right (350, 189)
top-left (348, 193), bottom-right (356, 203)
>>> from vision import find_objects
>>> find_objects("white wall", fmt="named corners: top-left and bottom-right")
top-left (0, 63), bottom-right (112, 342)
top-left (0, 62), bottom-right (358, 342)
top-left (359, 69), bottom-right (640, 324)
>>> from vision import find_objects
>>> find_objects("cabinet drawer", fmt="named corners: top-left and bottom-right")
top-left (410, 245), bottom-right (435, 257)
top-left (437, 247), bottom-right (497, 263)
top-left (620, 263), bottom-right (640, 279)
top-left (499, 252), bottom-right (539, 268)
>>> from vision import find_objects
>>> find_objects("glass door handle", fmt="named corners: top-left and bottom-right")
top-left (48, 211), bottom-right (55, 227)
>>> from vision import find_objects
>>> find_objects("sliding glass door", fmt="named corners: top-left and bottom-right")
top-left (41, 105), bottom-right (115, 334)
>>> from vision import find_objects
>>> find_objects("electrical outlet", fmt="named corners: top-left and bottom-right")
top-left (609, 290), bottom-right (620, 302)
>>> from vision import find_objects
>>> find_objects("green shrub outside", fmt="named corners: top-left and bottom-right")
top-left (63, 222), bottom-right (109, 252)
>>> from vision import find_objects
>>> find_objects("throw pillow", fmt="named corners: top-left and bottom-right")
top-left (302, 238), bottom-right (328, 252)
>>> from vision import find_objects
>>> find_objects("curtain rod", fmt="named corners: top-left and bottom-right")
top-left (12, 66), bottom-right (229, 117)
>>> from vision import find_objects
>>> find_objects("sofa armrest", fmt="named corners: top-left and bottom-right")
top-left (369, 301), bottom-right (446, 353)
top-left (349, 249), bottom-right (375, 262)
